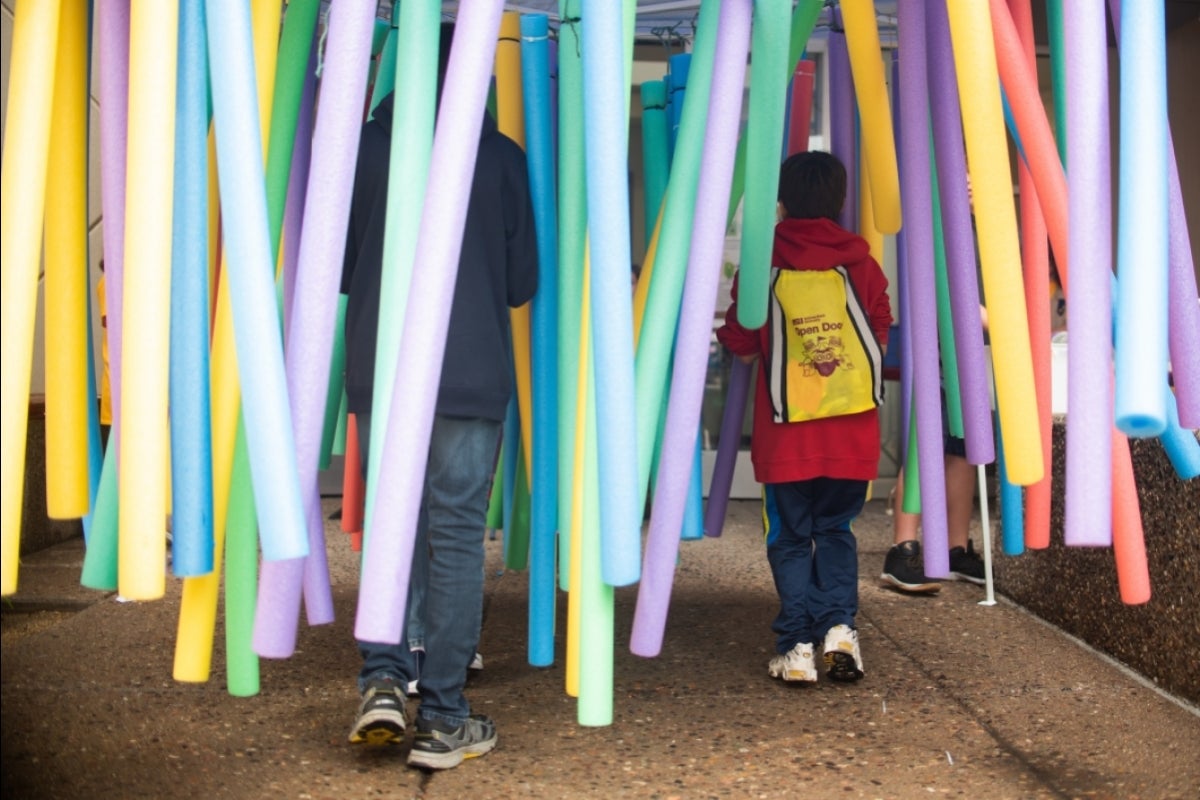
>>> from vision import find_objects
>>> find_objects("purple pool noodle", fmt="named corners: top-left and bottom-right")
top-left (253, 2), bottom-right (375, 657)
top-left (828, 22), bottom-right (857, 234)
top-left (925, 0), bottom-right (995, 465)
top-left (282, 42), bottom-right (316, 332)
top-left (252, 558), bottom-right (304, 658)
top-left (1063, 0), bottom-right (1114, 547)
top-left (1166, 146), bottom-right (1200, 429)
top-left (703, 358), bottom-right (750, 538)
top-left (355, 4), bottom-right (505, 645)
top-left (97, 2), bottom-right (130, 443)
top-left (631, 0), bottom-right (752, 658)
top-left (897, 0), bottom-right (949, 576)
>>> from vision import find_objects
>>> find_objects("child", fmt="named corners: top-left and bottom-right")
top-left (717, 151), bottom-right (892, 683)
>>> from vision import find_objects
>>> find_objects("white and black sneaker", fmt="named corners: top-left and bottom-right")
top-left (407, 714), bottom-right (497, 770)
top-left (348, 678), bottom-right (406, 746)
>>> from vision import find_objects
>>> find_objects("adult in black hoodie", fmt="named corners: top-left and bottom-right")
top-left (343, 26), bottom-right (538, 769)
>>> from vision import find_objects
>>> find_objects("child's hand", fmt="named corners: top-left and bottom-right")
top-left (738, 354), bottom-right (758, 365)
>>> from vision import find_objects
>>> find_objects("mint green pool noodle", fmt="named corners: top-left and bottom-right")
top-left (368, 25), bottom-right (398, 119)
top-left (264, 0), bottom-right (320, 260)
top-left (632, 0), bottom-right (718, 515)
top-left (331, 389), bottom-right (348, 456)
top-left (317, 295), bottom-right (347, 470)
top-left (225, 422), bottom-right (260, 696)
top-left (930, 157), bottom-right (964, 438)
top-left (578, 355), bottom-right (614, 726)
top-left (504, 443), bottom-right (532, 571)
top-left (556, 0), bottom-right (586, 590)
top-left (736, 0), bottom-right (792, 330)
top-left (364, 1), bottom-right (439, 531)
top-left (80, 443), bottom-right (118, 590)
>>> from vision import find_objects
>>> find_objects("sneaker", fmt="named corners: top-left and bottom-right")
top-left (348, 679), bottom-right (407, 746)
top-left (949, 540), bottom-right (986, 585)
top-left (407, 714), bottom-right (497, 770)
top-left (822, 624), bottom-right (865, 682)
top-left (880, 540), bottom-right (941, 594)
top-left (767, 641), bottom-right (817, 683)
top-left (469, 651), bottom-right (484, 671)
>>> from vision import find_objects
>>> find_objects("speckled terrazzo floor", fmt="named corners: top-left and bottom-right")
top-left (3, 496), bottom-right (1198, 799)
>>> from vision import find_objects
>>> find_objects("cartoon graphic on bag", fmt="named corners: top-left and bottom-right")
top-left (765, 266), bottom-right (883, 423)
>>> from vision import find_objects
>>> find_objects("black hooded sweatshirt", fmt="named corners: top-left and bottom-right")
top-left (341, 92), bottom-right (539, 421)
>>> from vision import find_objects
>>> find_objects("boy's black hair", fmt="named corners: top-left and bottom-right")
top-left (777, 151), bottom-right (847, 220)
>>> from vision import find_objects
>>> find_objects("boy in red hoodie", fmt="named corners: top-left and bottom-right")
top-left (717, 151), bottom-right (892, 684)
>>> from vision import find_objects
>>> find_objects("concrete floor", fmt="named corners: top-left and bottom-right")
top-left (3, 498), bottom-right (1198, 799)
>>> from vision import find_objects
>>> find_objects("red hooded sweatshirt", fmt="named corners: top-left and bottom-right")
top-left (717, 217), bottom-right (892, 484)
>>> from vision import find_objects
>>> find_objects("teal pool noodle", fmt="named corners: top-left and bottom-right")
top-left (368, 24), bottom-right (397, 119)
top-left (998, 410), bottom-right (1026, 556)
top-left (317, 296), bottom-right (347, 470)
top-left (736, 0), bottom-right (791, 330)
top-left (521, 12), bottom-right (559, 668)
top-left (930, 156), bottom-right (964, 439)
top-left (639, 80), bottom-right (669, 246)
top-left (667, 54), bottom-right (690, 153)
top-left (1160, 390), bottom-right (1200, 481)
top-left (225, 424), bottom-right (260, 696)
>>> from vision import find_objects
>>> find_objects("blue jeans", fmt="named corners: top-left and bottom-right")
top-left (356, 413), bottom-right (501, 725)
top-left (762, 478), bottom-right (866, 652)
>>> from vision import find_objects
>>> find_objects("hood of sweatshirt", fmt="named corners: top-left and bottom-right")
top-left (772, 216), bottom-right (871, 270)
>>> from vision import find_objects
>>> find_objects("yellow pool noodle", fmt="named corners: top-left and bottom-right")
top-left (945, 2), bottom-right (1042, 484)
top-left (0, 0), bottom-right (63, 597)
top-left (858, 154), bottom-right (884, 264)
top-left (117, 2), bottom-right (180, 601)
top-left (175, 0), bottom-right (281, 680)
top-left (840, 0), bottom-right (901, 235)
top-left (566, 247), bottom-right (591, 699)
top-left (494, 11), bottom-right (534, 483)
top-left (43, 0), bottom-right (91, 519)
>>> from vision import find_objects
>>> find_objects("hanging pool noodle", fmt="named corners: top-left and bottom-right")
top-left (1062, 0), bottom-right (1115, 547)
top-left (896, 0), bottom-right (952, 574)
top-left (78, 5), bottom-right (128, 591)
top-left (206, 0), bottom-right (308, 564)
top-left (929, 171), bottom-right (964, 439)
top-left (502, 395), bottom-right (519, 561)
top-left (945, 1), bottom-right (1042, 486)
top-left (281, 49), bottom-right (316, 358)
top-left (1113, 0), bottom-right (1169, 437)
top-left (363, 0), bottom-right (438, 536)
top-left (555, 1), bottom-right (585, 591)
top-left (632, 0), bottom-right (719, 546)
top-left (840, 0), bottom-right (901, 236)
top-left (580, 0), bottom-right (641, 588)
top-left (117, 2), bottom-right (179, 600)
top-left (735, 0), bottom-right (790, 331)
top-left (495, 12), bottom-right (536, 487)
top-left (631, 0), bottom-right (752, 659)
top-left (254, 0), bottom-right (375, 658)
top-left (44, 1), bottom-right (91, 520)
top-left (997, 408), bottom-right (1026, 556)
top-left (828, 23), bottom-right (857, 234)
top-left (368, 25), bottom-right (398, 119)
top-left (224, 425), bottom-right (260, 696)
top-left (1007, 0), bottom-right (1053, 551)
top-left (667, 54), bottom-right (689, 154)
top-left (318, 298), bottom-right (347, 470)
top-left (787, 60), bottom-right (816, 155)
top-left (1110, 432), bottom-right (1150, 604)
top-left (1045, 0), bottom-right (1069, 164)
top-left (521, 12), bottom-right (560, 669)
top-left (169, 0), bottom-right (215, 577)
top-left (640, 81), bottom-right (669, 245)
top-left (356, 3), bottom-right (506, 644)
top-left (0, 1), bottom-right (64, 594)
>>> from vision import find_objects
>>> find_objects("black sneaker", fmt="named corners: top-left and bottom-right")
top-left (949, 540), bottom-right (986, 585)
top-left (880, 540), bottom-right (941, 594)
top-left (407, 714), bottom-right (497, 770)
top-left (348, 678), bottom-right (407, 746)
